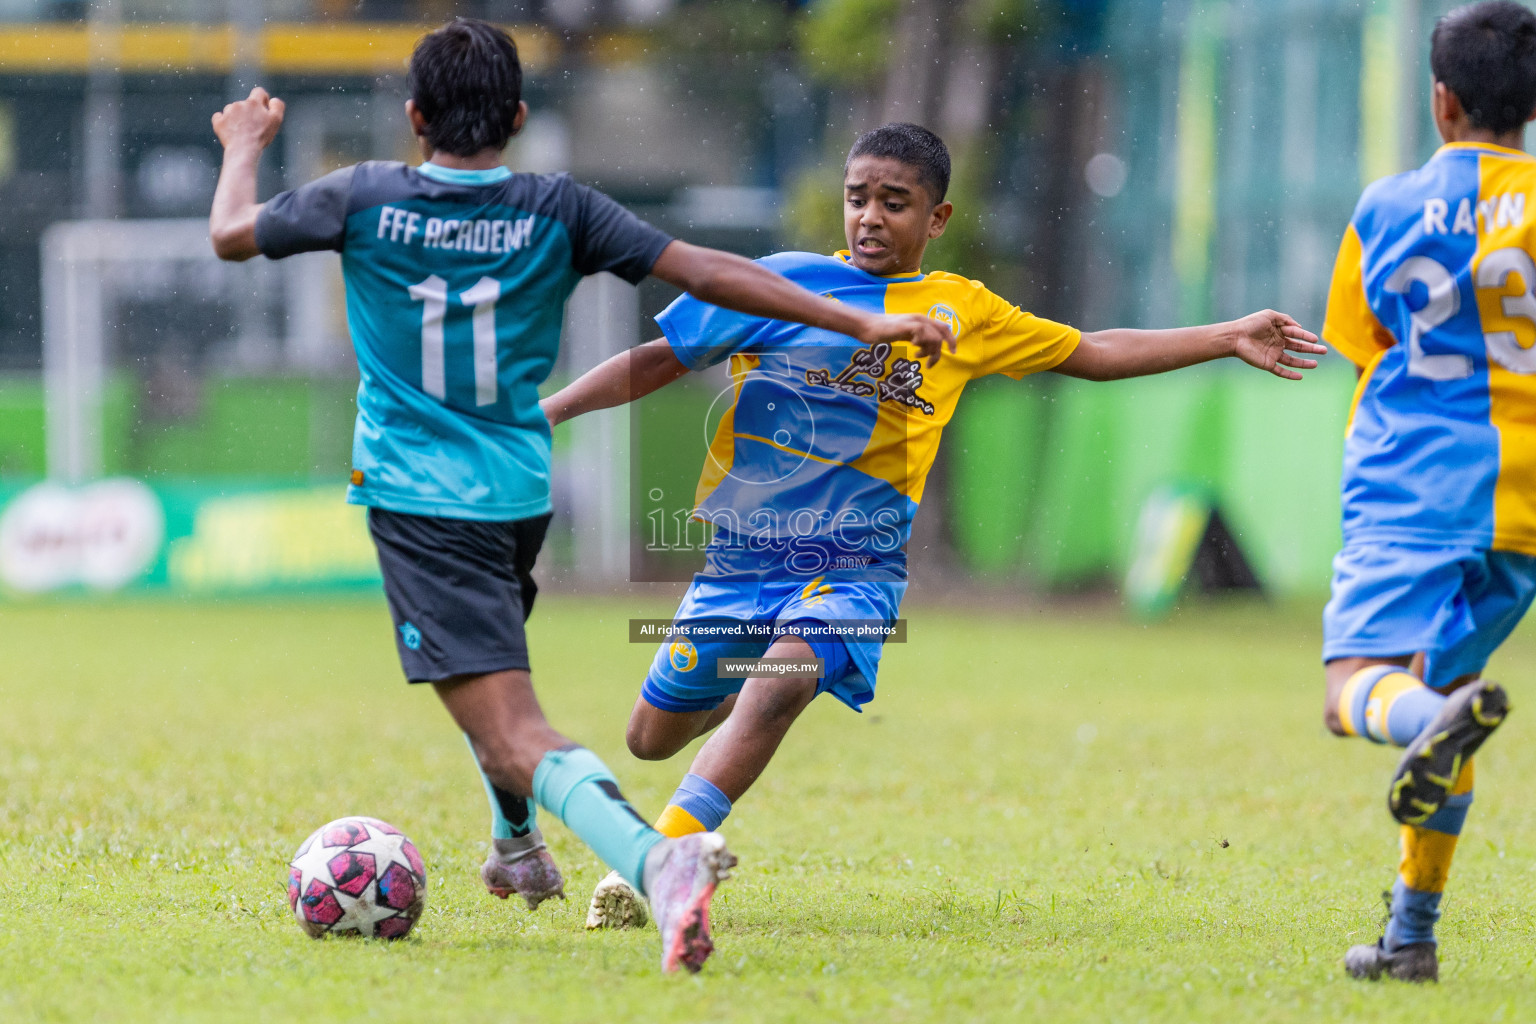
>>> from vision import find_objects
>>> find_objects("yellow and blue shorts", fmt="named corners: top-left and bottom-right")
top-left (640, 574), bottom-right (905, 714)
top-left (1323, 541), bottom-right (1536, 688)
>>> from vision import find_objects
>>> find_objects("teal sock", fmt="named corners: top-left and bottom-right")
top-left (466, 735), bottom-right (537, 840)
top-left (531, 746), bottom-right (664, 892)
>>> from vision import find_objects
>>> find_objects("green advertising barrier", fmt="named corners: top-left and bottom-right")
top-left (1, 364), bottom-right (1354, 601)
top-left (948, 363), bottom-right (1355, 598)
top-left (0, 479), bottom-right (378, 598)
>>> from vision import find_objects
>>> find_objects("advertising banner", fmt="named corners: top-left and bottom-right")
top-left (0, 479), bottom-right (380, 597)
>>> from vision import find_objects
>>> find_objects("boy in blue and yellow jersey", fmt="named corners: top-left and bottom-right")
top-left (1320, 1), bottom-right (1536, 984)
top-left (206, 20), bottom-right (954, 974)
top-left (542, 123), bottom-right (1326, 929)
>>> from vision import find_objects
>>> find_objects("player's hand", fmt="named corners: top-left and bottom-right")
top-left (1230, 310), bottom-right (1326, 380)
top-left (212, 87), bottom-right (286, 152)
top-left (857, 313), bottom-right (956, 367)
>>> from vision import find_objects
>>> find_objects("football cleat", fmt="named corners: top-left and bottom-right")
top-left (481, 838), bottom-right (566, 911)
top-left (585, 869), bottom-right (649, 930)
top-left (1388, 679), bottom-right (1509, 825)
top-left (1344, 939), bottom-right (1438, 982)
top-left (647, 832), bottom-right (736, 974)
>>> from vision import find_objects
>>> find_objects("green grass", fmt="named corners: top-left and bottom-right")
top-left (3, 595), bottom-right (1536, 1022)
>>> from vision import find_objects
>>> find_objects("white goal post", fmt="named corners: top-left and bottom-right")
top-left (40, 217), bottom-right (330, 483)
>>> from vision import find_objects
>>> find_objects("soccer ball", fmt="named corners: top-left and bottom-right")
top-left (286, 816), bottom-right (427, 939)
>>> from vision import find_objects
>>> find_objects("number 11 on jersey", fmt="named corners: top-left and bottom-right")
top-left (408, 275), bottom-right (504, 406)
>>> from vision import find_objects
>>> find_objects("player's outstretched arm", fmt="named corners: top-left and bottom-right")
top-left (541, 339), bottom-right (689, 427)
top-left (209, 87), bottom-right (286, 262)
top-left (1053, 310), bottom-right (1325, 382)
top-left (650, 240), bottom-right (956, 366)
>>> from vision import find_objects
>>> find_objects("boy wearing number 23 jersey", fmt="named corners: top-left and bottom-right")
top-left (213, 20), bottom-right (955, 973)
top-left (1320, 1), bottom-right (1536, 983)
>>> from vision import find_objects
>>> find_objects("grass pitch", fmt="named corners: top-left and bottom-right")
top-left (3, 594), bottom-right (1536, 1023)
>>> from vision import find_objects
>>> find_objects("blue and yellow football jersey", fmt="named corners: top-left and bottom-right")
top-left (1324, 142), bottom-right (1536, 555)
top-left (657, 250), bottom-right (1080, 572)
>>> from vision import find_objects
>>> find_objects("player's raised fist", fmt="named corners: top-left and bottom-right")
top-left (212, 86), bottom-right (286, 151)
top-left (858, 312), bottom-right (957, 367)
top-left (1230, 309), bottom-right (1326, 381)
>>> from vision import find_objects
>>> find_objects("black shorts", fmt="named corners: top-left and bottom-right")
top-left (367, 507), bottom-right (552, 683)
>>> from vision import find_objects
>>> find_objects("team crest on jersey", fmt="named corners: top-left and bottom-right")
top-left (927, 303), bottom-right (961, 336)
top-left (668, 639), bottom-right (698, 673)
top-left (804, 342), bottom-right (935, 415)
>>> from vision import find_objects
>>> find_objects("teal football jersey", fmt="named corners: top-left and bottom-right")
top-left (257, 161), bottom-right (671, 520)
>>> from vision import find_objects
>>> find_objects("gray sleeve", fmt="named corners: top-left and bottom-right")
top-left (567, 182), bottom-right (673, 284)
top-left (255, 165), bottom-right (357, 259)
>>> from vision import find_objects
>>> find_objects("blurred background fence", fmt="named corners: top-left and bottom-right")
top-left (0, 0), bottom-right (1497, 600)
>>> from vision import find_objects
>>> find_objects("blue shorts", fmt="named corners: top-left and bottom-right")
top-left (640, 575), bottom-right (906, 714)
top-left (1322, 541), bottom-right (1536, 688)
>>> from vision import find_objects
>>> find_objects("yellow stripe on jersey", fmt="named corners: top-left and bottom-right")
top-left (1323, 222), bottom-right (1398, 368)
top-left (733, 433), bottom-right (848, 467)
top-left (694, 352), bottom-right (757, 509)
top-left (1473, 149), bottom-right (1536, 554)
top-left (1346, 347), bottom-right (1388, 436)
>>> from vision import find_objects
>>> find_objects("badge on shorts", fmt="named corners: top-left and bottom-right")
top-left (399, 622), bottom-right (422, 651)
top-left (668, 639), bottom-right (698, 673)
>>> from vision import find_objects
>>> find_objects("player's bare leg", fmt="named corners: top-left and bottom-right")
top-left (438, 669), bottom-right (737, 971)
top-left (626, 694), bottom-right (738, 761)
top-left (437, 670), bottom-right (571, 909)
top-left (684, 638), bottom-right (820, 801)
top-left (435, 669), bottom-right (571, 813)
top-left (588, 636), bottom-right (817, 931)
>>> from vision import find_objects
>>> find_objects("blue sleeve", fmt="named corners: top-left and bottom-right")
top-left (655, 291), bottom-right (774, 371)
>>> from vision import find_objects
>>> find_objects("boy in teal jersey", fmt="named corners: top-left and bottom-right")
top-left (207, 19), bottom-right (953, 973)
top-left (540, 123), bottom-right (1327, 930)
top-left (1320, 0), bottom-right (1536, 983)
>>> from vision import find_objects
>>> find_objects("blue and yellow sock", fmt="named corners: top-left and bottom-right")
top-left (654, 773), bottom-right (733, 838)
top-left (1384, 758), bottom-right (1474, 950)
top-left (1337, 665), bottom-right (1445, 746)
top-left (531, 746), bottom-right (664, 893)
top-left (467, 735), bottom-right (538, 841)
